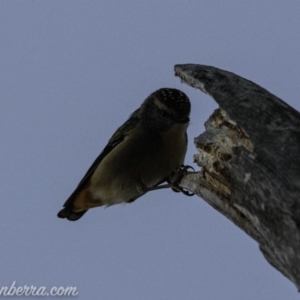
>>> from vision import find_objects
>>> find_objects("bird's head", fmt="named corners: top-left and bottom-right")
top-left (140, 88), bottom-right (191, 134)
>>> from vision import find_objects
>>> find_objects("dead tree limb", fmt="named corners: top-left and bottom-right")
top-left (175, 64), bottom-right (300, 290)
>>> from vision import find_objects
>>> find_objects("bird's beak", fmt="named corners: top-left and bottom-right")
top-left (175, 116), bottom-right (190, 123)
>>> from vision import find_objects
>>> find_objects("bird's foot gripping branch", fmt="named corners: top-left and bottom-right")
top-left (175, 64), bottom-right (300, 290)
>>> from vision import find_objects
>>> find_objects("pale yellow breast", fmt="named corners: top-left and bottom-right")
top-left (89, 123), bottom-right (188, 205)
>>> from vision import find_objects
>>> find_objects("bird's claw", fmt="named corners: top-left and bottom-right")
top-left (170, 164), bottom-right (195, 196)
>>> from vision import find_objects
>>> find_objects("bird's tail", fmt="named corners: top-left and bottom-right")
top-left (57, 207), bottom-right (87, 221)
top-left (57, 188), bottom-right (90, 221)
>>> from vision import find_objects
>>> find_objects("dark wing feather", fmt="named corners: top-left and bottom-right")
top-left (58, 108), bottom-right (141, 216)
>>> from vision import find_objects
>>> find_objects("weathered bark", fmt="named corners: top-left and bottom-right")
top-left (175, 64), bottom-right (300, 290)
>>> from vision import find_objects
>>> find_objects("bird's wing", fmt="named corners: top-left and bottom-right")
top-left (62, 108), bottom-right (141, 208)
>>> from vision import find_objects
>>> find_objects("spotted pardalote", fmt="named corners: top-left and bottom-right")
top-left (58, 88), bottom-right (191, 221)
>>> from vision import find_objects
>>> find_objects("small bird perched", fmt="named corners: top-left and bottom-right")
top-left (58, 88), bottom-right (191, 221)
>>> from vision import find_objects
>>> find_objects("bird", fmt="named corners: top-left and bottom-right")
top-left (57, 88), bottom-right (191, 221)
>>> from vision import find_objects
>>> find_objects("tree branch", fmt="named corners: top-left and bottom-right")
top-left (175, 64), bottom-right (300, 290)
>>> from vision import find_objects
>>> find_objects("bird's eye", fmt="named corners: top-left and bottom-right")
top-left (159, 110), bottom-right (171, 118)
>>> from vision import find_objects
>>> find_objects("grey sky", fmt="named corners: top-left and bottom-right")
top-left (1, 1), bottom-right (300, 299)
